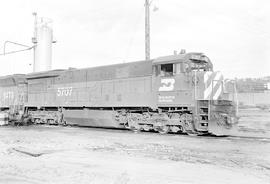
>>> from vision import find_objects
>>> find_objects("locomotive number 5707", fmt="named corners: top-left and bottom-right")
top-left (57, 87), bottom-right (73, 96)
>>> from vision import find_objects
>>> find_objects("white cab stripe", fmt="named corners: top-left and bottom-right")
top-left (204, 71), bottom-right (223, 100)
top-left (214, 72), bottom-right (222, 82)
top-left (213, 84), bottom-right (222, 100)
top-left (204, 72), bottom-right (211, 83)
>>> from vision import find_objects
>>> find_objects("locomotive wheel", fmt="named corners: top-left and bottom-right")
top-left (126, 113), bottom-right (143, 132)
top-left (153, 126), bottom-right (159, 132)
top-left (142, 124), bottom-right (151, 131)
top-left (130, 124), bottom-right (142, 133)
top-left (123, 122), bottom-right (129, 129)
top-left (170, 125), bottom-right (181, 133)
top-left (47, 119), bottom-right (55, 125)
top-left (125, 119), bottom-right (140, 132)
top-left (34, 118), bottom-right (41, 124)
top-left (157, 125), bottom-right (170, 134)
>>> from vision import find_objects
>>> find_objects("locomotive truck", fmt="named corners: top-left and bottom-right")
top-left (0, 52), bottom-right (238, 135)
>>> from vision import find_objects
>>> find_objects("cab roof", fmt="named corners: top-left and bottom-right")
top-left (153, 52), bottom-right (211, 65)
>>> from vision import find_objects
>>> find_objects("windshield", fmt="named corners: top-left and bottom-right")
top-left (189, 55), bottom-right (213, 71)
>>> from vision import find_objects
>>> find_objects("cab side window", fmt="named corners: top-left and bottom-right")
top-left (153, 63), bottom-right (184, 77)
top-left (160, 64), bottom-right (173, 76)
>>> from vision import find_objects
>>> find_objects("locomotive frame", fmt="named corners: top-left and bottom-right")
top-left (0, 52), bottom-right (238, 135)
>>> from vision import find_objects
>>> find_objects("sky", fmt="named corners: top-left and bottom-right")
top-left (0, 0), bottom-right (269, 79)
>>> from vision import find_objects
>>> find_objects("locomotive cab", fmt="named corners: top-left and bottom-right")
top-left (153, 52), bottom-right (213, 107)
top-left (152, 52), bottom-right (238, 135)
top-left (153, 53), bottom-right (212, 76)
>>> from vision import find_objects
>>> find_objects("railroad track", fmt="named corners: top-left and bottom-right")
top-left (223, 135), bottom-right (270, 142)
top-left (6, 123), bottom-right (270, 142)
top-left (72, 124), bottom-right (270, 142)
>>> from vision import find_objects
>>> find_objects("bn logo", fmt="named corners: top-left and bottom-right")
top-left (159, 78), bottom-right (175, 91)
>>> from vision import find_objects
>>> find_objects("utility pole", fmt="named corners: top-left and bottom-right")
top-left (145, 0), bottom-right (150, 60)
top-left (32, 12), bottom-right (37, 72)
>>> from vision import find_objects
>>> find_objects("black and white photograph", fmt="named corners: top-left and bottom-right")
top-left (0, 0), bottom-right (269, 183)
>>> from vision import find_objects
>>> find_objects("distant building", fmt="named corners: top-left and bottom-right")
top-left (235, 77), bottom-right (269, 93)
top-left (226, 76), bottom-right (270, 106)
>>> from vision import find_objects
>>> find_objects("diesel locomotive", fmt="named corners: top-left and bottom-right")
top-left (0, 52), bottom-right (238, 135)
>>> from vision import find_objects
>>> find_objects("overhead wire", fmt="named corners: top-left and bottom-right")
top-left (0, 46), bottom-right (33, 56)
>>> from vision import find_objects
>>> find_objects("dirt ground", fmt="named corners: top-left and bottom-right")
top-left (0, 108), bottom-right (270, 184)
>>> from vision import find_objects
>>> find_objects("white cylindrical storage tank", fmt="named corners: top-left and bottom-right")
top-left (33, 22), bottom-right (53, 72)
